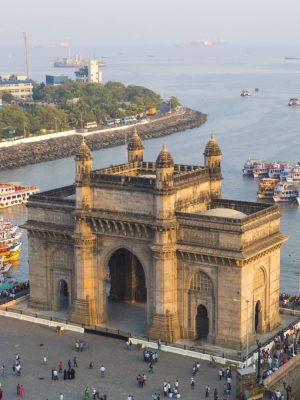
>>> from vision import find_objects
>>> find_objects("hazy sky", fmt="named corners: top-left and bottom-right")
top-left (1, 0), bottom-right (300, 47)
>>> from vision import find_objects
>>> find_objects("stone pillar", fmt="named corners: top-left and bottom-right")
top-left (69, 217), bottom-right (99, 326)
top-left (148, 233), bottom-right (180, 342)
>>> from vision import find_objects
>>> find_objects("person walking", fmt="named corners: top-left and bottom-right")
top-left (43, 355), bottom-right (47, 365)
top-left (59, 393), bottom-right (64, 400)
top-left (67, 359), bottom-right (71, 369)
top-left (205, 385), bottom-right (210, 398)
top-left (149, 362), bottom-right (154, 373)
top-left (219, 369), bottom-right (223, 380)
top-left (17, 383), bottom-right (20, 396)
top-left (0, 388), bottom-right (3, 400)
top-left (73, 357), bottom-right (78, 367)
top-left (213, 388), bottom-right (218, 400)
top-left (190, 377), bottom-right (195, 389)
top-left (63, 369), bottom-right (67, 380)
top-left (157, 338), bottom-right (162, 350)
top-left (1, 366), bottom-right (4, 376)
top-left (58, 361), bottom-right (63, 374)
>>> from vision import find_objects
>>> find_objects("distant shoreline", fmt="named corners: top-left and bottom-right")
top-left (0, 108), bottom-right (206, 171)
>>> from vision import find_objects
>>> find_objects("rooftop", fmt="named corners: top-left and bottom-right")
top-left (199, 207), bottom-right (247, 219)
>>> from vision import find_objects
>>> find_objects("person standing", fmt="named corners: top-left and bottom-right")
top-left (1, 366), bottom-right (4, 376)
top-left (63, 369), bottom-right (67, 380)
top-left (17, 383), bottom-right (20, 396)
top-left (219, 369), bottom-right (223, 380)
top-left (59, 393), bottom-right (64, 400)
top-left (20, 385), bottom-right (25, 397)
top-left (0, 388), bottom-right (3, 400)
top-left (43, 355), bottom-right (47, 365)
top-left (73, 357), bottom-right (78, 367)
top-left (100, 365), bottom-right (105, 377)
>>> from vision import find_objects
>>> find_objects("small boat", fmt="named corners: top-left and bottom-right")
top-left (286, 166), bottom-right (300, 183)
top-left (273, 182), bottom-right (298, 202)
top-left (288, 98), bottom-right (300, 106)
top-left (253, 162), bottom-right (270, 178)
top-left (255, 88), bottom-right (260, 92)
top-left (257, 178), bottom-right (279, 199)
top-left (10, 242), bottom-right (22, 252)
top-left (0, 183), bottom-right (39, 209)
top-left (268, 162), bottom-right (288, 179)
top-left (242, 159), bottom-right (259, 176)
top-left (2, 251), bottom-right (20, 262)
top-left (241, 89), bottom-right (251, 97)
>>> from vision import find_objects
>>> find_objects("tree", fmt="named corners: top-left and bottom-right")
top-left (169, 96), bottom-right (181, 109)
top-left (1, 91), bottom-right (14, 104)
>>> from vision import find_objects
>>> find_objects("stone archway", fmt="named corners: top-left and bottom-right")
top-left (104, 247), bottom-right (148, 335)
top-left (58, 279), bottom-right (69, 310)
top-left (253, 268), bottom-right (266, 334)
top-left (196, 304), bottom-right (209, 339)
top-left (108, 248), bottom-right (147, 303)
top-left (189, 271), bottom-right (215, 342)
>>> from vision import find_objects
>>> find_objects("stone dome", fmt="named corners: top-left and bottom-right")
top-left (76, 136), bottom-right (92, 160)
top-left (156, 144), bottom-right (174, 167)
top-left (127, 129), bottom-right (144, 150)
top-left (204, 133), bottom-right (222, 156)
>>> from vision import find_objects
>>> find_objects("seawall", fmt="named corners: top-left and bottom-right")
top-left (0, 108), bottom-right (206, 170)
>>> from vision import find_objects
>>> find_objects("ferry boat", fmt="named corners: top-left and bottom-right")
top-left (0, 262), bottom-right (11, 274)
top-left (257, 178), bottom-right (279, 199)
top-left (242, 159), bottom-right (259, 176)
top-left (288, 98), bottom-right (300, 106)
top-left (268, 163), bottom-right (288, 179)
top-left (241, 90), bottom-right (251, 97)
top-left (0, 183), bottom-right (39, 208)
top-left (0, 218), bottom-right (22, 262)
top-left (286, 166), bottom-right (300, 183)
top-left (273, 182), bottom-right (298, 202)
top-left (253, 162), bottom-right (270, 178)
top-left (54, 55), bottom-right (85, 68)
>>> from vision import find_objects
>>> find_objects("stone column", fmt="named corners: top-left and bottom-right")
top-left (69, 216), bottom-right (99, 326)
top-left (148, 228), bottom-right (180, 342)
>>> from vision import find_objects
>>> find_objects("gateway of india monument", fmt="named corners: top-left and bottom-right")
top-left (24, 131), bottom-right (287, 349)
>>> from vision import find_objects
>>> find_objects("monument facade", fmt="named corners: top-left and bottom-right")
top-left (24, 131), bottom-right (287, 349)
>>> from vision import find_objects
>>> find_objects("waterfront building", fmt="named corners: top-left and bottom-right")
top-left (0, 74), bottom-right (33, 99)
top-left (45, 74), bottom-right (69, 86)
top-left (74, 59), bottom-right (102, 84)
top-left (24, 132), bottom-right (287, 349)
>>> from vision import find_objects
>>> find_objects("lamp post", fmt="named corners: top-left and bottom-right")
top-left (256, 339), bottom-right (262, 384)
top-left (283, 381), bottom-right (292, 400)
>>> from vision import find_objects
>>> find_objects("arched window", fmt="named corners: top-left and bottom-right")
top-left (253, 268), bottom-right (265, 290)
top-left (190, 272), bottom-right (213, 296)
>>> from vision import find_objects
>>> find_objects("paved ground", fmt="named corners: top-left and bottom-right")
top-left (0, 317), bottom-right (235, 400)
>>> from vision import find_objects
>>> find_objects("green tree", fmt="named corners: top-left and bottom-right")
top-left (169, 96), bottom-right (181, 109)
top-left (1, 91), bottom-right (14, 104)
top-left (0, 105), bottom-right (30, 134)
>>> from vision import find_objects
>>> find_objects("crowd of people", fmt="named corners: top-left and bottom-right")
top-left (280, 292), bottom-right (300, 309)
top-left (0, 281), bottom-right (29, 303)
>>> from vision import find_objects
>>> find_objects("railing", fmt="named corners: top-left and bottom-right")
top-left (91, 173), bottom-right (155, 188)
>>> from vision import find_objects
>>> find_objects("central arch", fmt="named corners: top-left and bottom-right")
top-left (108, 248), bottom-right (147, 303)
top-left (105, 247), bottom-right (148, 335)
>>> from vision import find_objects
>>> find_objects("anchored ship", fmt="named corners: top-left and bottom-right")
top-left (0, 183), bottom-right (39, 208)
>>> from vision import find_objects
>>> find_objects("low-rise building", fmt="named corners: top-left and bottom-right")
top-left (45, 74), bottom-right (69, 86)
top-left (0, 74), bottom-right (33, 99)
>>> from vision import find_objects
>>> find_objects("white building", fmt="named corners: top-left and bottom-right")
top-left (75, 60), bottom-right (102, 84)
top-left (0, 74), bottom-right (33, 99)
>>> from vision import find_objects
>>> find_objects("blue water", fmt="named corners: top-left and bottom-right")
top-left (0, 44), bottom-right (300, 293)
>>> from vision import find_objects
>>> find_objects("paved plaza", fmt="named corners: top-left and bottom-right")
top-left (0, 316), bottom-right (236, 400)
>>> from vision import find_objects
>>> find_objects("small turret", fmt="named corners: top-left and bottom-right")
top-left (155, 144), bottom-right (174, 191)
top-left (127, 128), bottom-right (144, 163)
top-left (75, 136), bottom-right (93, 209)
top-left (204, 133), bottom-right (222, 198)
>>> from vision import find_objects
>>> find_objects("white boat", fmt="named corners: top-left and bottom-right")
top-left (288, 98), bottom-right (300, 106)
top-left (253, 162), bottom-right (270, 178)
top-left (286, 166), bottom-right (300, 183)
top-left (273, 182), bottom-right (298, 202)
top-left (0, 183), bottom-right (39, 209)
top-left (242, 159), bottom-right (259, 176)
top-left (257, 178), bottom-right (279, 199)
top-left (268, 163), bottom-right (288, 179)
top-left (241, 89), bottom-right (251, 97)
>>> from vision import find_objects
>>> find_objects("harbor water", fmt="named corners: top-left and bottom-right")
top-left (0, 44), bottom-right (300, 293)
